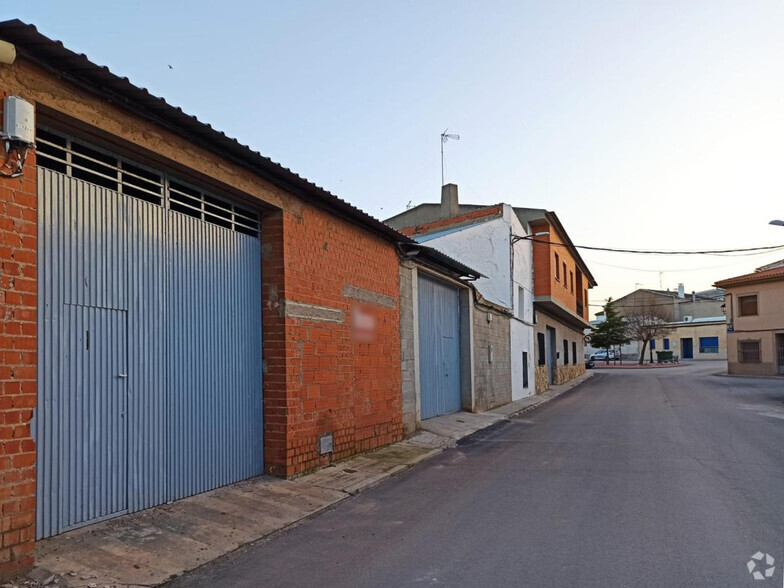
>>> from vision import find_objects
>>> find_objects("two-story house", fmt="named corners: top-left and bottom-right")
top-left (386, 185), bottom-right (536, 402)
top-left (714, 262), bottom-right (784, 376)
top-left (514, 209), bottom-right (597, 390)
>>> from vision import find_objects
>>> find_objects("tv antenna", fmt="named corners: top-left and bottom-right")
top-left (441, 128), bottom-right (460, 186)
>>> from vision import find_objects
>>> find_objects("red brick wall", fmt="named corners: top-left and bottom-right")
top-left (0, 83), bottom-right (403, 584)
top-left (0, 95), bottom-right (37, 579)
top-left (531, 219), bottom-right (552, 297)
top-left (262, 207), bottom-right (403, 477)
top-left (531, 219), bottom-right (589, 319)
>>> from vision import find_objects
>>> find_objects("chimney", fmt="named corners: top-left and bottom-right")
top-left (677, 283), bottom-right (685, 299)
top-left (441, 183), bottom-right (459, 218)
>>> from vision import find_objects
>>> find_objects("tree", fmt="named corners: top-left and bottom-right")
top-left (624, 302), bottom-right (673, 365)
top-left (589, 298), bottom-right (629, 362)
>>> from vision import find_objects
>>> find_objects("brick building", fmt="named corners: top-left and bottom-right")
top-left (0, 20), bottom-right (472, 576)
top-left (514, 209), bottom-right (596, 390)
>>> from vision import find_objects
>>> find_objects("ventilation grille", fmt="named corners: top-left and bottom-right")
top-left (169, 180), bottom-right (260, 236)
top-left (36, 127), bottom-right (259, 237)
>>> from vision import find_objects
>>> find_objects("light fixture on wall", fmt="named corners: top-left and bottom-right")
top-left (511, 231), bottom-right (550, 244)
top-left (0, 40), bottom-right (15, 65)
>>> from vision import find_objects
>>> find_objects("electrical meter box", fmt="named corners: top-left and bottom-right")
top-left (2, 96), bottom-right (35, 145)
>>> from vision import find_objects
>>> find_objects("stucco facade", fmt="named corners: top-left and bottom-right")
top-left (585, 319), bottom-right (727, 362)
top-left (715, 267), bottom-right (784, 376)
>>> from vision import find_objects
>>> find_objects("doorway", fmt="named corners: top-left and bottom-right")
top-left (547, 326), bottom-right (557, 384)
top-left (681, 337), bottom-right (694, 359)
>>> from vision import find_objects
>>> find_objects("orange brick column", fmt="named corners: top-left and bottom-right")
top-left (260, 211), bottom-right (289, 476)
top-left (260, 207), bottom-right (403, 478)
top-left (0, 94), bottom-right (37, 579)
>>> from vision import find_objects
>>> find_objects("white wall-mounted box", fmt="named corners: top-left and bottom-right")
top-left (2, 96), bottom-right (35, 145)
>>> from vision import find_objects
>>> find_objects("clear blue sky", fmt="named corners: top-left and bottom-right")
top-left (13, 1), bottom-right (784, 314)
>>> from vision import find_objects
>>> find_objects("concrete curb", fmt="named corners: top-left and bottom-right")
top-left (712, 372), bottom-right (784, 381)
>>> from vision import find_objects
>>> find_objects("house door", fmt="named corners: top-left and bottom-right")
top-left (60, 306), bottom-right (129, 530)
top-left (681, 338), bottom-right (694, 359)
top-left (776, 334), bottom-right (784, 375)
top-left (547, 326), bottom-right (557, 384)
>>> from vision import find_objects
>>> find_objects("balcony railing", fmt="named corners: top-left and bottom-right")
top-left (576, 300), bottom-right (584, 318)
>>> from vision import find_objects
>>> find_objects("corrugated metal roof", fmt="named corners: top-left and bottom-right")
top-left (714, 266), bottom-right (784, 287)
top-left (0, 19), bottom-right (485, 280)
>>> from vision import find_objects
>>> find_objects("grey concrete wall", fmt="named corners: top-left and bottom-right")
top-left (472, 304), bottom-right (512, 412)
top-left (398, 261), bottom-right (418, 436)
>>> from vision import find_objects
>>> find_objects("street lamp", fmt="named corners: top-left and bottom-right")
top-left (770, 220), bottom-right (784, 227)
top-left (511, 231), bottom-right (550, 244)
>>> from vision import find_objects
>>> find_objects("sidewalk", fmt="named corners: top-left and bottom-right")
top-left (25, 371), bottom-right (594, 588)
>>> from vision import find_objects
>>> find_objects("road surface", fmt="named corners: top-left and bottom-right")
top-left (168, 362), bottom-right (784, 587)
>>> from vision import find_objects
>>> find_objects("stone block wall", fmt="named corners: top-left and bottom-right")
top-left (535, 366), bottom-right (549, 393)
top-left (398, 261), bottom-right (417, 436)
top-left (472, 304), bottom-right (512, 412)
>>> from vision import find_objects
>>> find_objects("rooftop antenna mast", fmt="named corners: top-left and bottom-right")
top-left (441, 128), bottom-right (460, 186)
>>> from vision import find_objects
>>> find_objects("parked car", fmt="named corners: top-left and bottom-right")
top-left (585, 358), bottom-right (595, 369)
top-left (590, 349), bottom-right (616, 361)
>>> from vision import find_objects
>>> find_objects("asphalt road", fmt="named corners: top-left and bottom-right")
top-left (167, 362), bottom-right (784, 587)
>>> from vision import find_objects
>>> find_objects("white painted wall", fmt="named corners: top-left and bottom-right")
top-left (417, 206), bottom-right (537, 400)
top-left (509, 208), bottom-right (536, 399)
top-left (418, 217), bottom-right (512, 308)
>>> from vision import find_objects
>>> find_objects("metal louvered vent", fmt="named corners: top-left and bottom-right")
top-left (37, 128), bottom-right (163, 206)
top-left (36, 127), bottom-right (259, 237)
top-left (169, 180), bottom-right (260, 236)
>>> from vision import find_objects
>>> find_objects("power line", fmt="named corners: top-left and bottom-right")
top-left (582, 257), bottom-right (772, 274)
top-left (515, 236), bottom-right (784, 256)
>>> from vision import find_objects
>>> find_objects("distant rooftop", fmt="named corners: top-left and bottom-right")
top-left (714, 265), bottom-right (784, 288)
top-left (756, 259), bottom-right (784, 271)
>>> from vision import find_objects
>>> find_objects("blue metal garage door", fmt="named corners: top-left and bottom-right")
top-left (35, 131), bottom-right (263, 538)
top-left (417, 274), bottom-right (461, 420)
